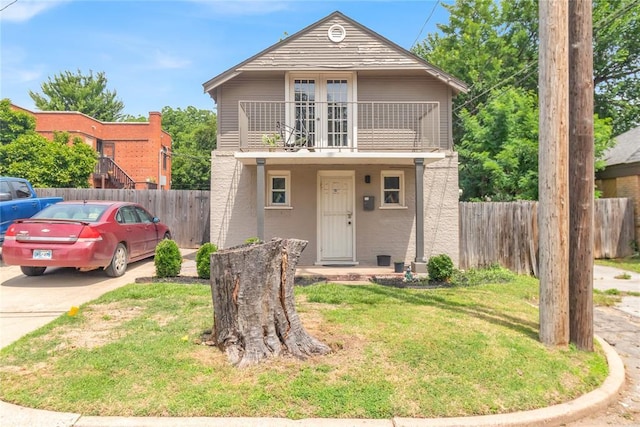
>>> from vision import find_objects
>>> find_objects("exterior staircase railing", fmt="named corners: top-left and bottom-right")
top-left (94, 156), bottom-right (135, 189)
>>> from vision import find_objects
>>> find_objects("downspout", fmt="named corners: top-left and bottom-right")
top-left (257, 158), bottom-right (265, 240)
top-left (415, 158), bottom-right (425, 262)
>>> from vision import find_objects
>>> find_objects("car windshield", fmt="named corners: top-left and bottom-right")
top-left (33, 203), bottom-right (110, 222)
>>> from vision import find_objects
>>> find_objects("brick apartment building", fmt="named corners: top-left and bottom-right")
top-left (12, 105), bottom-right (172, 190)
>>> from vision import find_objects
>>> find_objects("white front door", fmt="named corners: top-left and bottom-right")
top-left (318, 172), bottom-right (355, 263)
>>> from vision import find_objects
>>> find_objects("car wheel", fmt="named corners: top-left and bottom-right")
top-left (163, 232), bottom-right (171, 240)
top-left (20, 266), bottom-right (46, 276)
top-left (105, 243), bottom-right (128, 277)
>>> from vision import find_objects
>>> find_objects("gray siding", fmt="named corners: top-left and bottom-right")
top-left (357, 75), bottom-right (451, 149)
top-left (240, 17), bottom-right (423, 71)
top-left (217, 74), bottom-right (285, 150)
top-left (218, 73), bottom-right (453, 150)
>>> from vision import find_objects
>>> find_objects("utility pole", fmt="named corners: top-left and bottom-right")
top-left (569, 0), bottom-right (594, 351)
top-left (538, 0), bottom-right (569, 347)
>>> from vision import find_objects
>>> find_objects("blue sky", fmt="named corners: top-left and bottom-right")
top-left (1, 0), bottom-right (449, 118)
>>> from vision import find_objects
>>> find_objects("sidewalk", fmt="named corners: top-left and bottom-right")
top-left (0, 258), bottom-right (636, 427)
top-left (593, 264), bottom-right (640, 317)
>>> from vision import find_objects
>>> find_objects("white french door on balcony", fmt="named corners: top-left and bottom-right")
top-left (289, 73), bottom-right (354, 149)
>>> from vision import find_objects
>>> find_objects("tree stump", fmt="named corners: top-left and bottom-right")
top-left (210, 238), bottom-right (331, 367)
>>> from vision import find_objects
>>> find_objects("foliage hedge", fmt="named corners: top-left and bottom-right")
top-left (196, 243), bottom-right (218, 279)
top-left (427, 254), bottom-right (454, 282)
top-left (155, 239), bottom-right (182, 278)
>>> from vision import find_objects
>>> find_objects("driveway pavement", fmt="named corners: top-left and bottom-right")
top-left (567, 264), bottom-right (640, 425)
top-left (0, 258), bottom-right (157, 348)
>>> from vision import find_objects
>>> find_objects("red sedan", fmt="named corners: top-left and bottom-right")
top-left (2, 201), bottom-right (171, 277)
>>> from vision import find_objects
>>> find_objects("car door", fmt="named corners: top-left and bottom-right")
top-left (134, 206), bottom-right (160, 255)
top-left (116, 205), bottom-right (146, 258)
top-left (7, 179), bottom-right (39, 221)
top-left (0, 180), bottom-right (14, 240)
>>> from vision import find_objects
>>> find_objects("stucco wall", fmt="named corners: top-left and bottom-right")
top-left (424, 152), bottom-right (460, 266)
top-left (210, 152), bottom-right (460, 267)
top-left (210, 152), bottom-right (256, 248)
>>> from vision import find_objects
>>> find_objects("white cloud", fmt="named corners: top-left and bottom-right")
top-left (152, 50), bottom-right (191, 69)
top-left (0, 0), bottom-right (70, 22)
top-left (187, 0), bottom-right (290, 16)
top-left (0, 46), bottom-right (44, 83)
top-left (13, 69), bottom-right (42, 83)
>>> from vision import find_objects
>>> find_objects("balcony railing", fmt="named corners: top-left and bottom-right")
top-left (239, 101), bottom-right (446, 152)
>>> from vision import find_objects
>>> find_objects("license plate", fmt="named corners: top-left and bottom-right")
top-left (33, 250), bottom-right (52, 260)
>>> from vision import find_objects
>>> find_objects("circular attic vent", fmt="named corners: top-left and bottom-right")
top-left (328, 24), bottom-right (346, 43)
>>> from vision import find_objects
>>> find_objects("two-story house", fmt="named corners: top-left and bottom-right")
top-left (203, 11), bottom-right (467, 269)
top-left (11, 105), bottom-right (172, 190)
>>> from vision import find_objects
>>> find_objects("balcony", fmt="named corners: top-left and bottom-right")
top-left (239, 101), bottom-right (446, 153)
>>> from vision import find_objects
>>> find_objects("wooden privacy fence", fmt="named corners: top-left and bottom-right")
top-left (459, 198), bottom-right (635, 275)
top-left (35, 189), bottom-right (210, 249)
top-left (594, 198), bottom-right (636, 259)
top-left (460, 201), bottom-right (539, 276)
top-left (32, 190), bottom-right (634, 266)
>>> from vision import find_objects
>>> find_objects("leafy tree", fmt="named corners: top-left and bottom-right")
top-left (29, 70), bottom-right (125, 122)
top-left (120, 114), bottom-right (148, 122)
top-left (0, 98), bottom-right (36, 145)
top-left (458, 87), bottom-right (613, 201)
top-left (416, 0), bottom-right (637, 134)
top-left (413, 0), bottom-right (538, 124)
top-left (413, 0), bottom-right (625, 200)
top-left (161, 106), bottom-right (216, 190)
top-left (458, 87), bottom-right (539, 201)
top-left (0, 131), bottom-right (97, 188)
top-left (592, 0), bottom-right (640, 135)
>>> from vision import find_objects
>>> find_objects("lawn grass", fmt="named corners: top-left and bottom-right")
top-left (596, 256), bottom-right (640, 273)
top-left (0, 272), bottom-right (607, 419)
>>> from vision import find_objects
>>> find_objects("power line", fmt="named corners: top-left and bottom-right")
top-left (452, 0), bottom-right (632, 115)
top-left (453, 59), bottom-right (538, 113)
top-left (0, 0), bottom-right (18, 12)
top-left (411, 0), bottom-right (440, 49)
top-left (593, 0), bottom-right (639, 35)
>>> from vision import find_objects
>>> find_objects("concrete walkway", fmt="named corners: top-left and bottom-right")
top-left (593, 264), bottom-right (640, 317)
top-left (1, 259), bottom-right (637, 426)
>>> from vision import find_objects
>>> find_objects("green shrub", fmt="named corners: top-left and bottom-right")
top-left (427, 254), bottom-right (454, 282)
top-left (196, 242), bottom-right (218, 279)
top-left (155, 239), bottom-right (182, 278)
top-left (244, 237), bottom-right (261, 244)
top-left (451, 264), bottom-right (516, 287)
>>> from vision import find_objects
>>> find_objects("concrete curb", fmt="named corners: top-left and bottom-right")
top-left (394, 335), bottom-right (625, 427)
top-left (0, 400), bottom-right (80, 427)
top-left (1, 336), bottom-right (624, 427)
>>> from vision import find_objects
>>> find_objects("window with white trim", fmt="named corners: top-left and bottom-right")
top-left (267, 171), bottom-right (291, 207)
top-left (381, 171), bottom-right (405, 207)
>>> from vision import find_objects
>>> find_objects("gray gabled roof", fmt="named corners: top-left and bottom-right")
top-left (604, 126), bottom-right (640, 166)
top-left (202, 11), bottom-right (468, 95)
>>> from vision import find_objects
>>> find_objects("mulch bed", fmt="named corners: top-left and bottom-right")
top-left (135, 275), bottom-right (450, 289)
top-left (135, 276), bottom-right (210, 285)
top-left (371, 275), bottom-right (449, 289)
